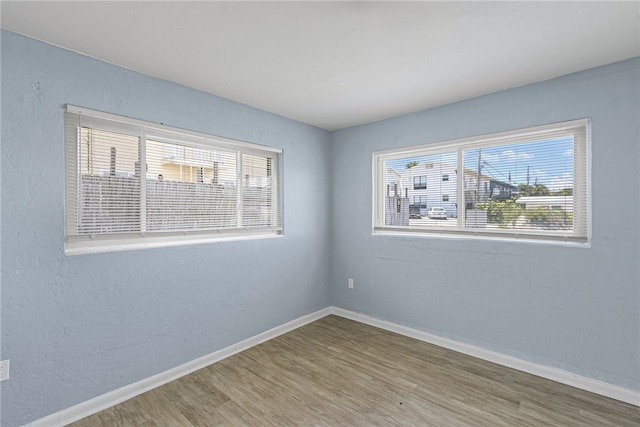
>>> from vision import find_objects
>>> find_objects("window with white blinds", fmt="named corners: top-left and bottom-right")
top-left (373, 119), bottom-right (590, 245)
top-left (64, 105), bottom-right (283, 254)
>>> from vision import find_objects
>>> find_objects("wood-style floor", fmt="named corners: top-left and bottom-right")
top-left (70, 315), bottom-right (640, 426)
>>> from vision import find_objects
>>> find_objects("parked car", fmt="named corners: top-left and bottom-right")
top-left (409, 205), bottom-right (422, 219)
top-left (427, 207), bottom-right (447, 219)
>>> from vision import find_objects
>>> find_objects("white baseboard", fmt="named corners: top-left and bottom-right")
top-left (29, 307), bottom-right (331, 427)
top-left (29, 305), bottom-right (638, 426)
top-left (330, 306), bottom-right (640, 407)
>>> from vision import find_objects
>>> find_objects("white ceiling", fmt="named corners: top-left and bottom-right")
top-left (2, 1), bottom-right (639, 131)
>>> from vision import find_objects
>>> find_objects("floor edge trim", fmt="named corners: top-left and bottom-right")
top-left (29, 307), bottom-right (331, 427)
top-left (330, 306), bottom-right (639, 407)
top-left (29, 305), bottom-right (638, 426)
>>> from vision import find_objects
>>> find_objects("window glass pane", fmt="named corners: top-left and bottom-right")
top-left (463, 137), bottom-right (574, 231)
top-left (145, 139), bottom-right (238, 231)
top-left (413, 196), bottom-right (427, 208)
top-left (413, 176), bottom-right (427, 189)
top-left (242, 154), bottom-right (274, 227)
top-left (383, 152), bottom-right (457, 227)
top-left (78, 127), bottom-right (140, 234)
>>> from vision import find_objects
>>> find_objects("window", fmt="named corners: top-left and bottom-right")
top-left (64, 105), bottom-right (283, 254)
top-left (413, 196), bottom-right (427, 209)
top-left (373, 119), bottom-right (590, 244)
top-left (413, 175), bottom-right (427, 189)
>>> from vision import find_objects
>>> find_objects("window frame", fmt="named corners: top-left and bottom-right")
top-left (413, 175), bottom-right (427, 189)
top-left (64, 105), bottom-right (283, 255)
top-left (372, 119), bottom-right (591, 246)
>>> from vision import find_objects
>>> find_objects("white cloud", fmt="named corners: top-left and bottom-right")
top-left (548, 172), bottom-right (573, 191)
top-left (532, 168), bottom-right (547, 179)
top-left (481, 153), bottom-right (500, 163)
top-left (501, 150), bottom-right (534, 161)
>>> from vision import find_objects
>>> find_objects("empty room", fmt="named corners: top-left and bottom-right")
top-left (1, 1), bottom-right (639, 426)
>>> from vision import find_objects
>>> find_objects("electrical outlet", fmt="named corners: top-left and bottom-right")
top-left (348, 278), bottom-right (354, 289)
top-left (0, 360), bottom-right (9, 381)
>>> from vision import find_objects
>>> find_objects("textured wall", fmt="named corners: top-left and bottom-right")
top-left (0, 31), bottom-right (331, 426)
top-left (331, 58), bottom-right (640, 392)
top-left (2, 28), bottom-right (639, 427)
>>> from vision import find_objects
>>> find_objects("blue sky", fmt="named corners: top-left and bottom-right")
top-left (386, 136), bottom-right (574, 191)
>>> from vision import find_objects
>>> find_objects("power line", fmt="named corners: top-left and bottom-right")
top-left (480, 160), bottom-right (510, 182)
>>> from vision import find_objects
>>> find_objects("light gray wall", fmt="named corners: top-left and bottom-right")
top-left (2, 28), bottom-right (639, 426)
top-left (330, 58), bottom-right (640, 392)
top-left (0, 31), bottom-right (331, 426)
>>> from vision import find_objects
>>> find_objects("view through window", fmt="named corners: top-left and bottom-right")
top-left (65, 105), bottom-right (283, 254)
top-left (373, 119), bottom-right (589, 244)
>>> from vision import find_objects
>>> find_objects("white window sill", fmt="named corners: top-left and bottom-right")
top-left (65, 231), bottom-right (283, 256)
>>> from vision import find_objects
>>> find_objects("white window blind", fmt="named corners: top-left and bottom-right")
top-left (373, 119), bottom-right (590, 245)
top-left (64, 105), bottom-right (283, 254)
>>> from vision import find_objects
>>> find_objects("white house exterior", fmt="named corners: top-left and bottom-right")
top-left (385, 168), bottom-right (403, 197)
top-left (388, 161), bottom-right (506, 218)
top-left (402, 162), bottom-right (458, 217)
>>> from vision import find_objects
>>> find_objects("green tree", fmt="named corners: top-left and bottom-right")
top-left (476, 199), bottom-right (523, 228)
top-left (517, 184), bottom-right (550, 197)
top-left (552, 187), bottom-right (573, 196)
top-left (406, 161), bottom-right (419, 169)
top-left (523, 207), bottom-right (572, 230)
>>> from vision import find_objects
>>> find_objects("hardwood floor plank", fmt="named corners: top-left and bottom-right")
top-left (70, 315), bottom-right (640, 426)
